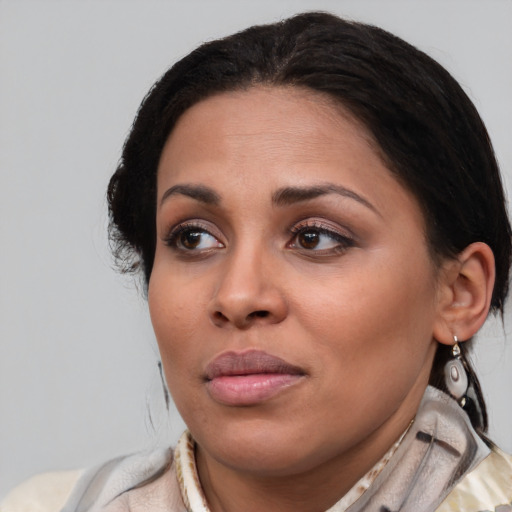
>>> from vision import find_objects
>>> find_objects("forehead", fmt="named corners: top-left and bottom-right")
top-left (159, 86), bottom-right (382, 184)
top-left (157, 86), bottom-right (421, 222)
top-left (164, 85), bottom-right (377, 165)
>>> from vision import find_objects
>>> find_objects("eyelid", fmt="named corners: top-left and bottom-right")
top-left (166, 219), bottom-right (210, 235)
top-left (162, 219), bottom-right (224, 248)
top-left (289, 218), bottom-right (354, 239)
top-left (287, 218), bottom-right (356, 252)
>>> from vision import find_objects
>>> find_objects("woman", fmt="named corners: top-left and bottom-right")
top-left (3, 11), bottom-right (511, 512)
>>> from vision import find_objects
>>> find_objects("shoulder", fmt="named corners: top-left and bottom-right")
top-left (436, 443), bottom-right (512, 511)
top-left (0, 446), bottom-right (181, 512)
top-left (1, 470), bottom-right (83, 512)
top-left (60, 446), bottom-right (182, 511)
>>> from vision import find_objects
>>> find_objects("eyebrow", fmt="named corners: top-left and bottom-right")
top-left (160, 184), bottom-right (221, 207)
top-left (272, 184), bottom-right (380, 215)
top-left (160, 182), bottom-right (379, 216)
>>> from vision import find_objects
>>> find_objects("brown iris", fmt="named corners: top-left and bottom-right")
top-left (181, 230), bottom-right (203, 249)
top-left (298, 230), bottom-right (320, 249)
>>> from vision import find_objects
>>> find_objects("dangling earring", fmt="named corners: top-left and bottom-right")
top-left (158, 360), bottom-right (170, 411)
top-left (443, 336), bottom-right (468, 406)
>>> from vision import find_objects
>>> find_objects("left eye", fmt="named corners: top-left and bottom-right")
top-left (169, 227), bottom-right (223, 251)
top-left (289, 227), bottom-right (351, 251)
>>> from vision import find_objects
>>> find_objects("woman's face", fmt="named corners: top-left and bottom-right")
top-left (149, 86), bottom-right (442, 478)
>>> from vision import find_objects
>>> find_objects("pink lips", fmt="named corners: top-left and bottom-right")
top-left (204, 350), bottom-right (306, 406)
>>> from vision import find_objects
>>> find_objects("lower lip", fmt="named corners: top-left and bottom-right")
top-left (206, 373), bottom-right (304, 406)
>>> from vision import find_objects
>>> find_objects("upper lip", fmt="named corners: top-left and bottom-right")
top-left (204, 350), bottom-right (305, 380)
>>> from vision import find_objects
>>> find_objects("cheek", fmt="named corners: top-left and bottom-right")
top-left (148, 264), bottom-right (214, 400)
top-left (298, 252), bottom-right (438, 374)
top-left (149, 255), bottom-right (204, 331)
top-left (302, 270), bottom-right (436, 429)
top-left (149, 271), bottom-right (191, 367)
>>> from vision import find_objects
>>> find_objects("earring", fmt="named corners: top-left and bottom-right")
top-left (443, 336), bottom-right (468, 406)
top-left (158, 361), bottom-right (170, 411)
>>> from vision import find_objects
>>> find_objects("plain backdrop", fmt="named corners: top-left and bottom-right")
top-left (1, 0), bottom-right (511, 498)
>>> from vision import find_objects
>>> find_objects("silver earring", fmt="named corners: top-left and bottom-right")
top-left (444, 336), bottom-right (468, 406)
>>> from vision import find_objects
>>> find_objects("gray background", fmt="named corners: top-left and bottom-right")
top-left (1, 0), bottom-right (511, 499)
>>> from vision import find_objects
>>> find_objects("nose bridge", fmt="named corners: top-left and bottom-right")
top-left (223, 240), bottom-right (264, 293)
top-left (209, 237), bottom-right (287, 328)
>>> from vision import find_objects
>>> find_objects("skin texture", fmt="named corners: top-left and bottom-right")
top-left (148, 86), bottom-right (466, 511)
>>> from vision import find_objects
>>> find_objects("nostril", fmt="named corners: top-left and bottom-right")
top-left (213, 311), bottom-right (229, 322)
top-left (251, 310), bottom-right (270, 318)
top-left (211, 309), bottom-right (274, 327)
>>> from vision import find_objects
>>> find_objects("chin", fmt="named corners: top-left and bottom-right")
top-left (191, 414), bottom-right (343, 478)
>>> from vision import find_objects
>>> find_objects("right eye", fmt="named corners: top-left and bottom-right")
top-left (165, 224), bottom-right (224, 252)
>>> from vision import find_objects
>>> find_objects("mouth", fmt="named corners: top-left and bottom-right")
top-left (204, 350), bottom-right (306, 406)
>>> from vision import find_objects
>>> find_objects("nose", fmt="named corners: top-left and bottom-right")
top-left (208, 246), bottom-right (288, 329)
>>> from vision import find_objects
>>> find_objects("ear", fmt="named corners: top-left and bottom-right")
top-left (433, 242), bottom-right (495, 345)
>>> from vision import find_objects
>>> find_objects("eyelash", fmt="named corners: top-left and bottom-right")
top-left (163, 220), bottom-right (355, 255)
top-left (163, 221), bottom-right (224, 252)
top-left (288, 221), bottom-right (355, 254)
